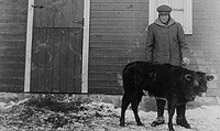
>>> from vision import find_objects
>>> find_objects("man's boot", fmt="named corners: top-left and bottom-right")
top-left (151, 99), bottom-right (166, 127)
top-left (176, 104), bottom-right (191, 129)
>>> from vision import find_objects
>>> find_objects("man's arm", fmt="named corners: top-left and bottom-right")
top-left (177, 23), bottom-right (190, 65)
top-left (145, 24), bottom-right (154, 62)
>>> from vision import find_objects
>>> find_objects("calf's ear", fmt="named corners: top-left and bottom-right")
top-left (207, 75), bottom-right (214, 81)
top-left (185, 74), bottom-right (192, 81)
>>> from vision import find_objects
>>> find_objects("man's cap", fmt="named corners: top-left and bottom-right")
top-left (157, 5), bottom-right (172, 13)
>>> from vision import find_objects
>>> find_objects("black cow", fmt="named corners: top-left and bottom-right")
top-left (119, 61), bottom-right (214, 131)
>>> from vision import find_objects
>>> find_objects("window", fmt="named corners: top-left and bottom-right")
top-left (149, 0), bottom-right (192, 34)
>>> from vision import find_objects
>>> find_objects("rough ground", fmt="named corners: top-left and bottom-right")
top-left (0, 94), bottom-right (220, 131)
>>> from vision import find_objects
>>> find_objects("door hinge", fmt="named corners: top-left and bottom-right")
top-left (32, 5), bottom-right (44, 9)
top-left (72, 18), bottom-right (84, 26)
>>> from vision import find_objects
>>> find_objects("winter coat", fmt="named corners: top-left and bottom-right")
top-left (145, 18), bottom-right (190, 66)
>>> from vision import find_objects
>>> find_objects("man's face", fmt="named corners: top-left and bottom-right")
top-left (159, 12), bottom-right (169, 24)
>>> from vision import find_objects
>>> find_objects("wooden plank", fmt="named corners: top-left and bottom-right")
top-left (0, 33), bottom-right (25, 41)
top-left (0, 9), bottom-right (27, 16)
top-left (59, 29), bottom-right (69, 92)
top-left (0, 0), bottom-right (28, 3)
top-left (0, 41), bottom-right (25, 49)
top-left (91, 0), bottom-right (147, 2)
top-left (90, 41), bottom-right (145, 48)
top-left (0, 77), bottom-right (24, 86)
top-left (193, 3), bottom-right (220, 11)
top-left (0, 85), bottom-right (24, 93)
top-left (0, 56), bottom-right (24, 64)
top-left (89, 73), bottom-right (121, 80)
top-left (90, 34), bottom-right (137, 42)
top-left (90, 26), bottom-right (147, 34)
top-left (193, 12), bottom-right (220, 20)
top-left (0, 63), bottom-right (24, 70)
top-left (89, 80), bottom-right (121, 87)
top-left (31, 28), bottom-right (47, 92)
top-left (0, 2), bottom-right (27, 10)
top-left (187, 35), bottom-right (220, 42)
top-left (89, 56), bottom-right (145, 65)
top-left (0, 70), bottom-right (24, 77)
top-left (89, 87), bottom-right (123, 95)
top-left (67, 29), bottom-right (82, 93)
top-left (91, 2), bottom-right (148, 11)
top-left (67, 29), bottom-right (77, 92)
top-left (90, 11), bottom-right (148, 19)
top-left (90, 19), bottom-right (147, 26)
top-left (52, 29), bottom-right (62, 92)
top-left (193, 0), bottom-right (220, 4)
top-left (0, 24), bottom-right (26, 34)
top-left (44, 29), bottom-right (54, 92)
top-left (89, 64), bottom-right (124, 73)
top-left (0, 16), bottom-right (27, 24)
top-left (89, 47), bottom-right (145, 57)
top-left (193, 28), bottom-right (220, 35)
top-left (0, 48), bottom-right (24, 56)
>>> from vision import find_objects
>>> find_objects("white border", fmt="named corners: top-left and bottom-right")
top-left (24, 0), bottom-right (34, 92)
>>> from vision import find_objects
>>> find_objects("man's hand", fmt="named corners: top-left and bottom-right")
top-left (182, 57), bottom-right (190, 66)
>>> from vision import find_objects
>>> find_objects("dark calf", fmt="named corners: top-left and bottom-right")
top-left (120, 61), bottom-right (214, 131)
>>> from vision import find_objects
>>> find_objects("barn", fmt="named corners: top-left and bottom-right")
top-left (0, 0), bottom-right (219, 98)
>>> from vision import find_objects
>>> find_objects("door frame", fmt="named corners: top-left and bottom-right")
top-left (24, 0), bottom-right (90, 93)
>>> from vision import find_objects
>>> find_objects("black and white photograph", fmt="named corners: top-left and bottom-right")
top-left (0, 0), bottom-right (220, 131)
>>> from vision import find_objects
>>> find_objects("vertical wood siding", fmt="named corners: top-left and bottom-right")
top-left (31, 28), bottom-right (82, 93)
top-left (0, 0), bottom-right (27, 92)
top-left (187, 0), bottom-right (220, 96)
top-left (89, 0), bottom-right (149, 94)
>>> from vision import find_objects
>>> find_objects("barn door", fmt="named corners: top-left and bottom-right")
top-left (31, 0), bottom-right (84, 93)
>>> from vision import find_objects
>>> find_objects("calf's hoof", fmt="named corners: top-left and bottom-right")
top-left (151, 119), bottom-right (165, 127)
top-left (119, 123), bottom-right (125, 127)
top-left (176, 118), bottom-right (191, 129)
top-left (169, 128), bottom-right (175, 131)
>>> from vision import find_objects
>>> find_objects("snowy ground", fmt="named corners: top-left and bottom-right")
top-left (0, 95), bottom-right (220, 131)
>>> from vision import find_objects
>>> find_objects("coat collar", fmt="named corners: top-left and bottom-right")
top-left (154, 17), bottom-right (176, 27)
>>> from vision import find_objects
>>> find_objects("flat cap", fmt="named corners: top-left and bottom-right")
top-left (157, 5), bottom-right (172, 13)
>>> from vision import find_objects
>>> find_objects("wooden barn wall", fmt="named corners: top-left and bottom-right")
top-left (89, 0), bottom-right (149, 94)
top-left (89, 0), bottom-right (220, 96)
top-left (187, 0), bottom-right (220, 97)
top-left (0, 0), bottom-right (27, 92)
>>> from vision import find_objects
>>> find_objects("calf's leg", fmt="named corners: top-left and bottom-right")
top-left (176, 104), bottom-right (190, 128)
top-left (120, 93), bottom-right (132, 126)
top-left (151, 99), bottom-right (166, 127)
top-left (167, 99), bottom-right (177, 131)
top-left (131, 92), bottom-right (144, 126)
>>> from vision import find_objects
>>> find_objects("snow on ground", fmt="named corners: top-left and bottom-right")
top-left (0, 95), bottom-right (220, 131)
top-left (116, 105), bottom-right (220, 131)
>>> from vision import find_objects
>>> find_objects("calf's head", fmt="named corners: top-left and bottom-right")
top-left (184, 71), bottom-right (214, 100)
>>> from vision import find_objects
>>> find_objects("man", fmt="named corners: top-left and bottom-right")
top-left (145, 4), bottom-right (191, 128)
